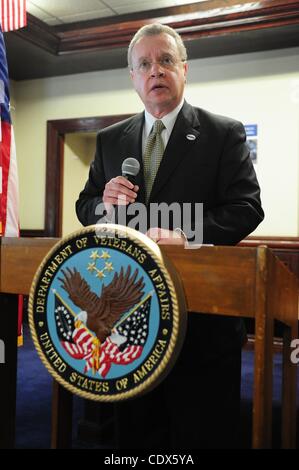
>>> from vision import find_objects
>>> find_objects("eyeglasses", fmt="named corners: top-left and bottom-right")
top-left (134, 56), bottom-right (185, 73)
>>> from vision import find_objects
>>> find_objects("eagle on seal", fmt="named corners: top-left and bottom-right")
top-left (58, 266), bottom-right (145, 342)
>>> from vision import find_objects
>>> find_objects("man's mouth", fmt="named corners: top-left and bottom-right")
top-left (150, 84), bottom-right (167, 92)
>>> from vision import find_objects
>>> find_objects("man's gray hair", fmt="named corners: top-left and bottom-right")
top-left (127, 23), bottom-right (187, 70)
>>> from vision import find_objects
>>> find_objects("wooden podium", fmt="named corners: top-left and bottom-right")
top-left (0, 237), bottom-right (298, 448)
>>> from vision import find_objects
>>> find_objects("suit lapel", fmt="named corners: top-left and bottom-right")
top-left (149, 102), bottom-right (201, 202)
top-left (120, 112), bottom-right (146, 203)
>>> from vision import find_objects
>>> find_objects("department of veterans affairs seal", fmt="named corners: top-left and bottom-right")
top-left (29, 224), bottom-right (187, 401)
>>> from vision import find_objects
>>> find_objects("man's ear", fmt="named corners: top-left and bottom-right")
top-left (183, 61), bottom-right (188, 79)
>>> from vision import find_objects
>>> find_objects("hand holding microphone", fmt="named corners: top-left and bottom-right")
top-left (102, 158), bottom-right (140, 211)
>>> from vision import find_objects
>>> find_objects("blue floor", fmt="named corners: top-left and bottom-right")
top-left (16, 323), bottom-right (299, 449)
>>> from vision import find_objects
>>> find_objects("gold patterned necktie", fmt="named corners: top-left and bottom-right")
top-left (143, 119), bottom-right (165, 202)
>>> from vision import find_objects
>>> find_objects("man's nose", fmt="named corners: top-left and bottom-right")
top-left (150, 62), bottom-right (165, 77)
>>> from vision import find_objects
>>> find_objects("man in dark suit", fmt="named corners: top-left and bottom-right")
top-left (76, 23), bottom-right (264, 448)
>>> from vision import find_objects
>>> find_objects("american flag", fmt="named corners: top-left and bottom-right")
top-left (0, 25), bottom-right (19, 237)
top-left (0, 17), bottom-right (25, 344)
top-left (99, 295), bottom-right (151, 378)
top-left (0, 0), bottom-right (27, 32)
top-left (54, 292), bottom-right (97, 373)
top-left (54, 291), bottom-right (151, 378)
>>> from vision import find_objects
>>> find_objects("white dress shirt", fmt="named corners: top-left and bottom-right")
top-left (142, 100), bottom-right (188, 244)
top-left (142, 100), bottom-right (184, 156)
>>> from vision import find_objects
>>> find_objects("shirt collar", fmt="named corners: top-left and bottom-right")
top-left (144, 99), bottom-right (184, 138)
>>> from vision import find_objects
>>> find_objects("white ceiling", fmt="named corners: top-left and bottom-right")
top-left (26, 0), bottom-right (208, 25)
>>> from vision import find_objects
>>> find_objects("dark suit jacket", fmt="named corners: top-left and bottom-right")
top-left (76, 101), bottom-right (264, 245)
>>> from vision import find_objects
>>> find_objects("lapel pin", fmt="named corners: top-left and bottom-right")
top-left (186, 134), bottom-right (196, 141)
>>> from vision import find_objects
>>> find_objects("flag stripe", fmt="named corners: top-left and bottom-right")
top-left (5, 128), bottom-right (18, 235)
top-left (0, 0), bottom-right (26, 32)
top-left (15, 0), bottom-right (19, 30)
top-left (0, 120), bottom-right (11, 235)
top-left (2, 0), bottom-right (7, 32)
top-left (19, 0), bottom-right (25, 31)
top-left (9, 0), bottom-right (13, 32)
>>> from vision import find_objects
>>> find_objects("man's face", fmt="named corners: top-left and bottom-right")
top-left (130, 33), bottom-right (188, 118)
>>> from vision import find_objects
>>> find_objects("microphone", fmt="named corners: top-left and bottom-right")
top-left (121, 157), bottom-right (140, 186)
top-left (113, 158), bottom-right (140, 225)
